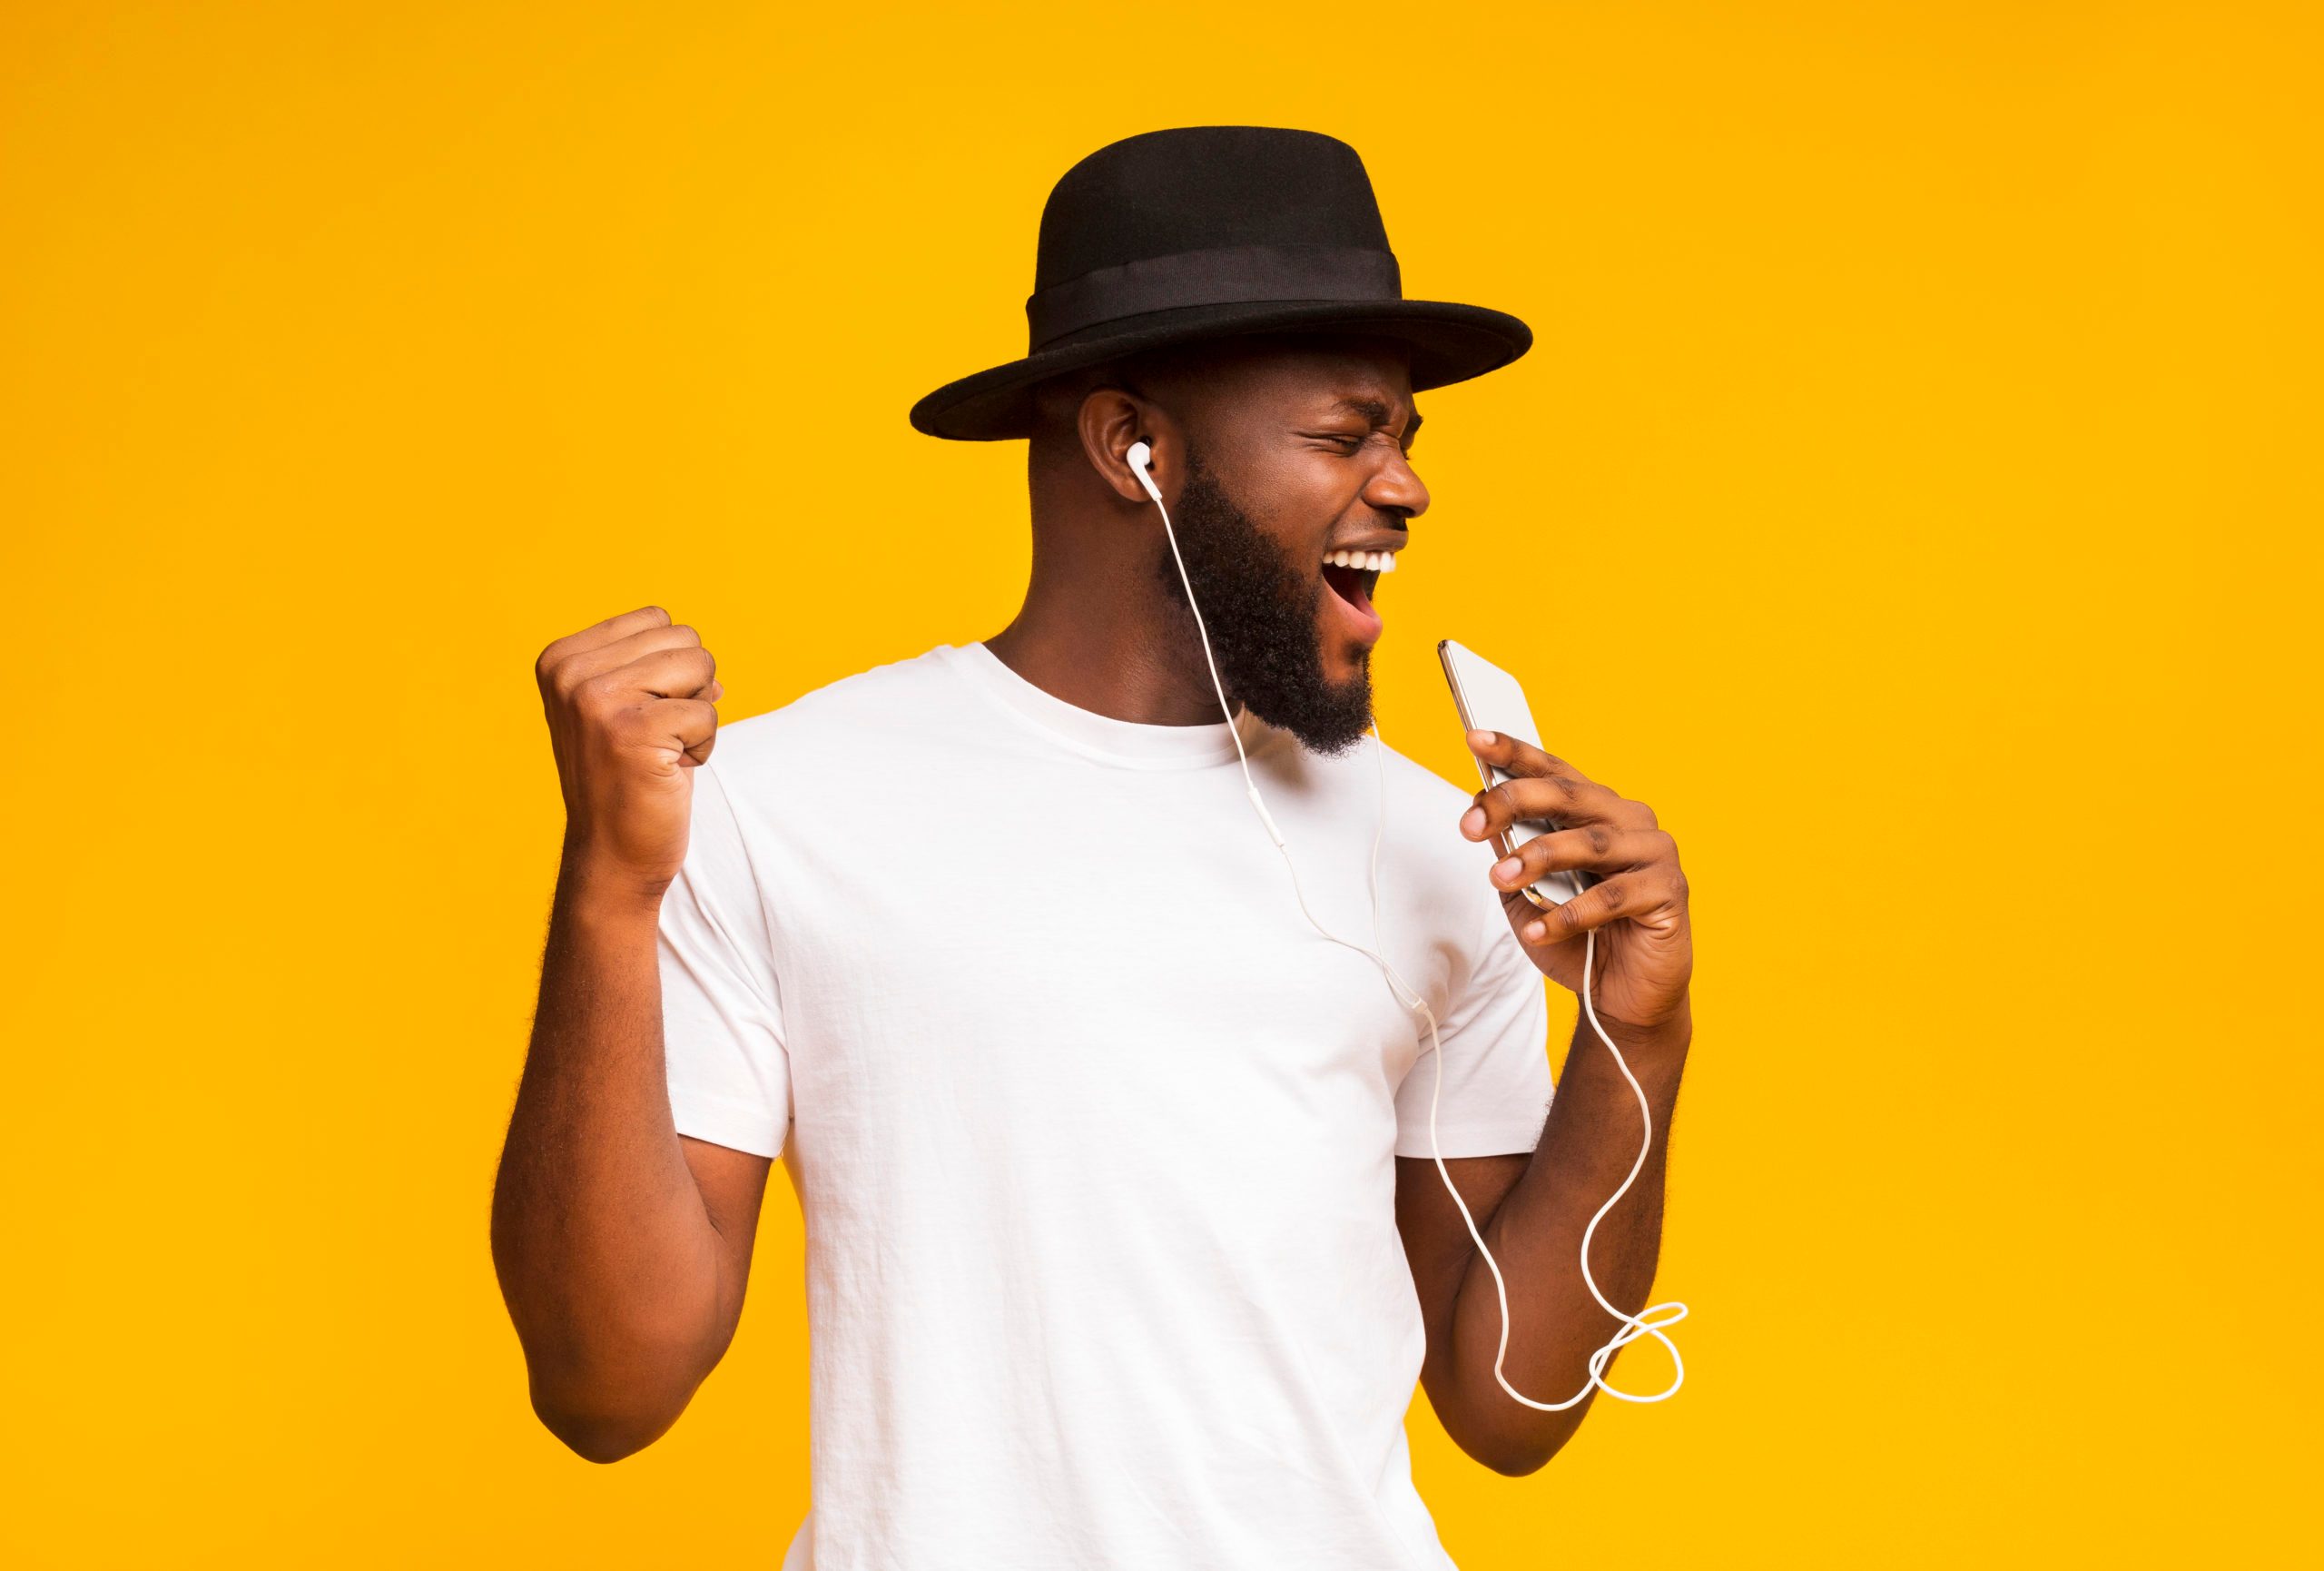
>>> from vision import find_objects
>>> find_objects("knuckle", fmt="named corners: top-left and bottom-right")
top-left (1586, 825), bottom-right (1612, 856)
top-left (574, 669), bottom-right (621, 708)
top-left (551, 660), bottom-right (591, 700)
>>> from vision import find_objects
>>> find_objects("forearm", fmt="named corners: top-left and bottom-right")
top-left (489, 853), bottom-right (726, 1450)
top-left (1452, 1000), bottom-right (1691, 1468)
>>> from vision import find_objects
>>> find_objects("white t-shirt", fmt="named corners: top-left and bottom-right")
top-left (657, 641), bottom-right (1552, 1571)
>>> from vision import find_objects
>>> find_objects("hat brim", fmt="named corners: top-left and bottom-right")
top-left (907, 298), bottom-right (1531, 441)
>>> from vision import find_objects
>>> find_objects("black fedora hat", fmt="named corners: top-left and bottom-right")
top-left (909, 126), bottom-right (1532, 441)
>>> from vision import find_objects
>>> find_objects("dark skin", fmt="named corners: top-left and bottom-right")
top-left (490, 334), bottom-right (1693, 1475)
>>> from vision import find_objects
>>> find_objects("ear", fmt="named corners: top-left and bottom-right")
top-left (1076, 385), bottom-right (1175, 505)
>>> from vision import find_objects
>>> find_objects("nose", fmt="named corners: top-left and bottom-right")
top-left (1363, 447), bottom-right (1430, 522)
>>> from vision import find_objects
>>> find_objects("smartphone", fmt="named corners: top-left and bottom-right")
top-left (1438, 638), bottom-right (1598, 910)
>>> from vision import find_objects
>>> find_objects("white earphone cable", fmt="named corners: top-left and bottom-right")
top-left (1134, 445), bottom-right (1685, 1409)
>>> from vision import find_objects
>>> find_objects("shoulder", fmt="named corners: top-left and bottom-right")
top-left (706, 644), bottom-right (960, 780)
top-left (1295, 730), bottom-right (1506, 953)
top-left (1347, 734), bottom-right (1487, 859)
top-left (1372, 736), bottom-right (1482, 819)
top-left (698, 646), bottom-right (973, 828)
top-left (1360, 746), bottom-right (1547, 1009)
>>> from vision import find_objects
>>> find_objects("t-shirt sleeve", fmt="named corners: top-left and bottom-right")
top-left (656, 756), bottom-right (793, 1159)
top-left (1393, 882), bottom-right (1553, 1159)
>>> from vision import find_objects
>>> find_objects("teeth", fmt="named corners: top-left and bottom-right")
top-left (1321, 549), bottom-right (1403, 571)
top-left (1381, 554), bottom-right (1397, 572)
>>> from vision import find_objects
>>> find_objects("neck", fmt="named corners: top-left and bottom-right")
top-left (987, 435), bottom-right (1242, 726)
top-left (985, 546), bottom-right (1237, 727)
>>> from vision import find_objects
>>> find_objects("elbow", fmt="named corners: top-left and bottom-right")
top-left (518, 1323), bottom-right (714, 1465)
top-left (547, 1418), bottom-right (658, 1467)
top-left (1468, 1414), bottom-right (1582, 1478)
top-left (531, 1388), bottom-right (683, 1465)
top-left (1482, 1440), bottom-right (1559, 1478)
top-left (497, 1277), bottom-right (727, 1465)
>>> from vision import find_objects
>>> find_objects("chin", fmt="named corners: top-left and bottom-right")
top-left (1320, 635), bottom-right (1377, 687)
top-left (1290, 652), bottom-right (1377, 754)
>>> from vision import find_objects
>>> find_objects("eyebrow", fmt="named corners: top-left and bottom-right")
top-left (1331, 396), bottom-right (1423, 445)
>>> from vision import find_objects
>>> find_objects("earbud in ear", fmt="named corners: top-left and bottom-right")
top-left (1125, 440), bottom-right (1162, 504)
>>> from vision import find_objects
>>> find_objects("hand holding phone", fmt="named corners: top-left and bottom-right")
top-left (1437, 638), bottom-right (1598, 909)
top-left (1432, 643), bottom-right (1694, 1410)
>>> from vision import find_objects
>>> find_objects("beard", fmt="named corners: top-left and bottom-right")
top-left (1153, 448), bottom-right (1375, 755)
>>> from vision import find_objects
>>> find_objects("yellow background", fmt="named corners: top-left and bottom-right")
top-left (3, 3), bottom-right (2316, 1565)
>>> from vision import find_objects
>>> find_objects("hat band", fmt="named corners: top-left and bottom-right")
top-left (1024, 244), bottom-right (1403, 351)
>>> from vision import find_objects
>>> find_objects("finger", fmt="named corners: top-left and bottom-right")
top-left (536, 605), bottom-right (672, 677)
top-left (548, 621), bottom-right (704, 694)
top-left (586, 645), bottom-right (716, 703)
top-left (1489, 826), bottom-right (1675, 893)
top-left (674, 698), bottom-right (718, 766)
top-left (1462, 771), bottom-right (1628, 841)
top-left (1465, 728), bottom-right (1588, 785)
top-left (1511, 874), bottom-right (1669, 945)
top-left (612, 697), bottom-right (719, 769)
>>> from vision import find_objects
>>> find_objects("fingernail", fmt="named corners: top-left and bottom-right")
top-left (1467, 728), bottom-right (1494, 750)
top-left (1492, 857), bottom-right (1523, 884)
top-left (1460, 806), bottom-right (1486, 837)
top-left (1522, 920), bottom-right (1548, 942)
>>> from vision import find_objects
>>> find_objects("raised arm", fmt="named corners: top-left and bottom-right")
top-left (1397, 728), bottom-right (1694, 1476)
top-left (488, 606), bottom-right (773, 1463)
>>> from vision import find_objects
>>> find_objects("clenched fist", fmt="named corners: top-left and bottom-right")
top-left (535, 606), bottom-right (723, 904)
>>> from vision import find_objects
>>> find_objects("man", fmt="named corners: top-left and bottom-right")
top-left (491, 127), bottom-right (1693, 1570)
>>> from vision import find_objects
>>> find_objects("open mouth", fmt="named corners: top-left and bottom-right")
top-left (1320, 548), bottom-right (1396, 631)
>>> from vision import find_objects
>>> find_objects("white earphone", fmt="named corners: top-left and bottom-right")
top-left (1124, 438), bottom-right (1685, 1411)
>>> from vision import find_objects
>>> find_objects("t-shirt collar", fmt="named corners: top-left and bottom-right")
top-left (940, 640), bottom-right (1273, 770)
